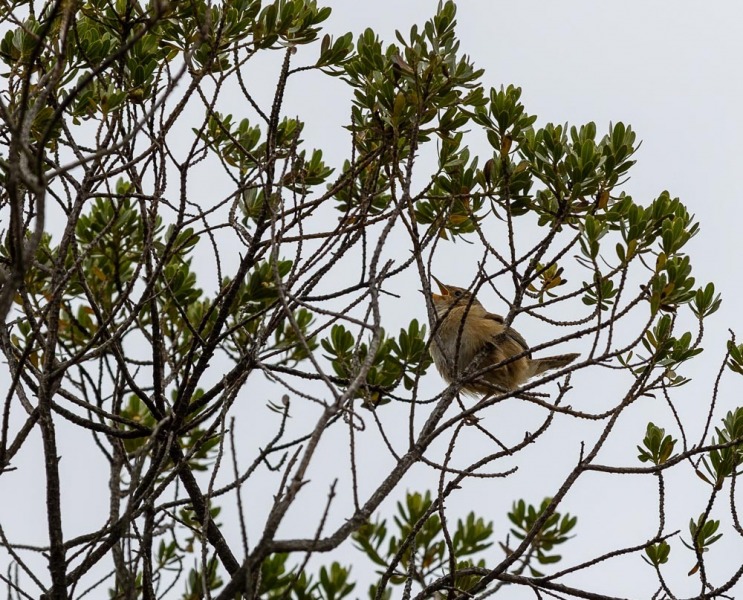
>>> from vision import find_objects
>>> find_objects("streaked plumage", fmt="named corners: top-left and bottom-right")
top-left (428, 278), bottom-right (578, 393)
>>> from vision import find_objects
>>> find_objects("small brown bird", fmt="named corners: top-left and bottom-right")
top-left (428, 277), bottom-right (579, 394)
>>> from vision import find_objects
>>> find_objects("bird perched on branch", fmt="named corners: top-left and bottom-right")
top-left (428, 277), bottom-right (579, 394)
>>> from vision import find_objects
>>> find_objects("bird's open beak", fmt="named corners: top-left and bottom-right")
top-left (431, 275), bottom-right (449, 301)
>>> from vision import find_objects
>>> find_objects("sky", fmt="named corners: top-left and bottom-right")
top-left (3, 1), bottom-right (743, 598)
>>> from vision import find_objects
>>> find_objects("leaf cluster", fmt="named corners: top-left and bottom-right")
top-left (332, 1), bottom-right (485, 221)
top-left (683, 513), bottom-right (722, 558)
top-left (637, 422), bottom-right (677, 466)
top-left (698, 408), bottom-right (743, 489)
top-left (642, 314), bottom-right (702, 369)
top-left (320, 320), bottom-right (432, 406)
top-left (227, 260), bottom-right (318, 365)
top-left (353, 491), bottom-right (492, 592)
top-left (259, 553), bottom-right (355, 600)
top-left (507, 498), bottom-right (577, 577)
top-left (643, 540), bottom-right (671, 567)
top-left (726, 340), bottom-right (743, 376)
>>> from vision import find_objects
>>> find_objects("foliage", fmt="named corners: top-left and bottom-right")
top-left (506, 498), bottom-right (577, 577)
top-left (0, 0), bottom-right (739, 599)
top-left (320, 320), bottom-right (432, 406)
top-left (698, 408), bottom-right (743, 489)
top-left (637, 423), bottom-right (677, 466)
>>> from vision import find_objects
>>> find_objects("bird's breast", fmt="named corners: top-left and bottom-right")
top-left (430, 307), bottom-right (499, 381)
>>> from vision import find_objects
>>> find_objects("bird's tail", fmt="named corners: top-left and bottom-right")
top-left (529, 353), bottom-right (580, 377)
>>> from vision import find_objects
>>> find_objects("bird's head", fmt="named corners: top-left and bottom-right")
top-left (430, 276), bottom-right (481, 316)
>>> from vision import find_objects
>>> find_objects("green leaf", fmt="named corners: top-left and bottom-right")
top-left (637, 422), bottom-right (677, 466)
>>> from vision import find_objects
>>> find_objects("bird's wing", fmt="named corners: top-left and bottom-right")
top-left (484, 312), bottom-right (531, 356)
top-left (483, 312), bottom-right (505, 324)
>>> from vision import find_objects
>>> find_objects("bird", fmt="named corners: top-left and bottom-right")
top-left (428, 277), bottom-right (579, 394)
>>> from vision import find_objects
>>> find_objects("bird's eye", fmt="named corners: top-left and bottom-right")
top-left (453, 290), bottom-right (462, 298)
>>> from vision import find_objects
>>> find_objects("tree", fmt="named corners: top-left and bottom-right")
top-left (0, 0), bottom-right (741, 598)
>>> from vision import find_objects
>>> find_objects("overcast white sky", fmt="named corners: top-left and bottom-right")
top-left (3, 2), bottom-right (743, 598)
